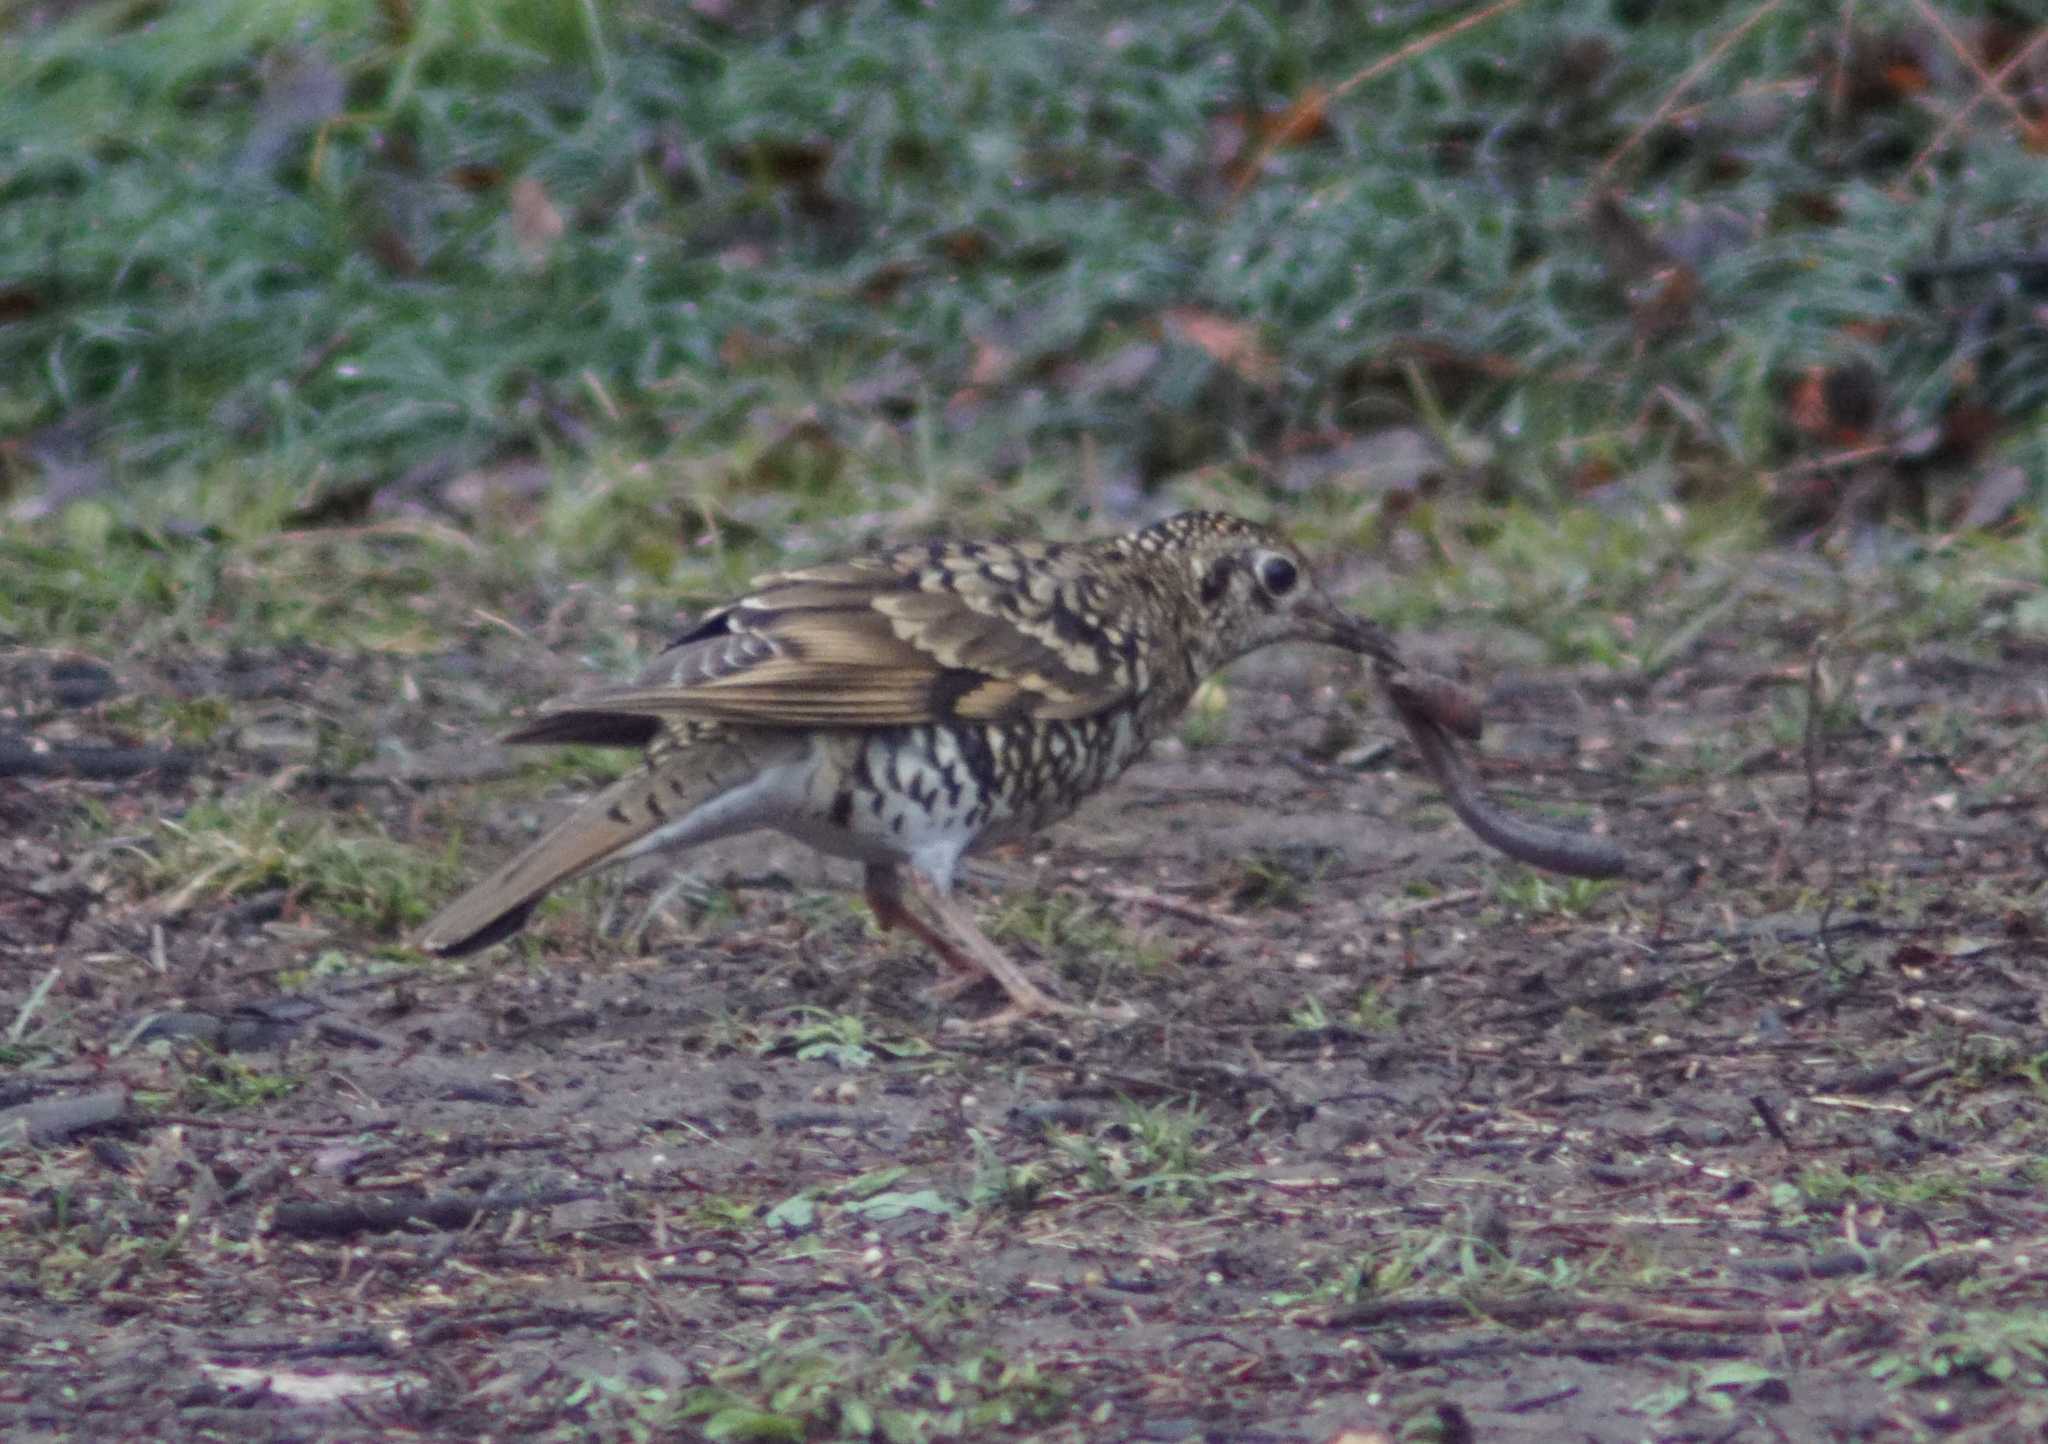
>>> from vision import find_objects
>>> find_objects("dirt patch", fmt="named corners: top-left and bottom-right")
top-left (3, 635), bottom-right (2045, 1441)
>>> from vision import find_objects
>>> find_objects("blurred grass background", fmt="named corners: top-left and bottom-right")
top-left (2, 0), bottom-right (2045, 654)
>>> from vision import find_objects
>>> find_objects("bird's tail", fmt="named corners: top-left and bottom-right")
top-left (415, 771), bottom-right (672, 956)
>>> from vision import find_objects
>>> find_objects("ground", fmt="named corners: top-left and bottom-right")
top-left (4, 567), bottom-right (2045, 1444)
top-left (7, 3), bottom-right (2048, 1439)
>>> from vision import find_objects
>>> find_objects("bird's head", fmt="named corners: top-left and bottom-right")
top-left (1128, 512), bottom-right (1398, 673)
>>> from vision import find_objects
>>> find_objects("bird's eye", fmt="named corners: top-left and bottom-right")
top-left (1257, 554), bottom-right (1299, 597)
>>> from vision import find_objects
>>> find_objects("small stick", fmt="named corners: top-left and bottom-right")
top-left (1751, 1094), bottom-right (1792, 1147)
top-left (1092, 881), bottom-right (1251, 930)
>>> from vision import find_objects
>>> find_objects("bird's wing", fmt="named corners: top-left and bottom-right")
top-left (508, 544), bottom-right (1154, 738)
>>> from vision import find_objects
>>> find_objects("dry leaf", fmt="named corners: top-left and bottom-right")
top-left (1588, 191), bottom-right (1673, 286)
top-left (1629, 262), bottom-right (1701, 345)
top-left (1787, 368), bottom-right (1832, 437)
top-left (365, 227), bottom-right (421, 278)
top-left (512, 176), bottom-right (564, 268)
top-left (719, 329), bottom-right (765, 368)
top-left (723, 137), bottom-right (832, 186)
top-left (1164, 307), bottom-right (1277, 383)
top-left (1935, 398), bottom-right (2000, 465)
top-left (858, 260), bottom-right (919, 305)
top-left (447, 162), bottom-right (504, 192)
top-left (0, 285), bottom-right (44, 322)
top-left (966, 337), bottom-right (1014, 388)
top-left (932, 227), bottom-right (995, 265)
top-left (1787, 362), bottom-right (1882, 446)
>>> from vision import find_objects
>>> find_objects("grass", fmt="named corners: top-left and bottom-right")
top-left (985, 892), bottom-right (1171, 983)
top-left (135, 791), bottom-right (451, 934)
top-left (663, 1338), bottom-right (1067, 1442)
top-left (166, 1054), bottom-right (305, 1113)
top-left (6, 0), bottom-right (2047, 552)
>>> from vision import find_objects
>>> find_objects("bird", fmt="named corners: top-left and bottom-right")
top-left (417, 511), bottom-right (1401, 1027)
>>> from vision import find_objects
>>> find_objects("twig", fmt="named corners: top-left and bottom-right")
top-left (1596, 0), bottom-right (1788, 185)
top-left (1807, 1095), bottom-right (1914, 1113)
top-left (0, 739), bottom-right (196, 780)
top-left (1750, 1094), bottom-right (1793, 1148)
top-left (150, 1113), bottom-right (400, 1137)
top-left (0, 1089), bottom-right (129, 1145)
top-left (1229, 0), bottom-right (1532, 199)
top-left (1827, 0), bottom-right (1856, 131)
top-left (414, 1305), bottom-right (629, 1347)
top-left (1908, 0), bottom-right (2035, 131)
top-left (1333, 1289), bottom-right (1820, 1334)
top-left (1816, 872), bottom-right (1842, 978)
top-left (1495, 977), bottom-right (1673, 1026)
top-left (1091, 881), bottom-right (1251, 930)
top-left (268, 1184), bottom-right (599, 1239)
top-left (1801, 645), bottom-right (1827, 825)
top-left (1737, 1250), bottom-right (1870, 1281)
top-left (1615, 1299), bottom-right (1821, 1331)
top-left (243, 518), bottom-right (486, 556)
top-left (1897, 22), bottom-right (2048, 190)
top-left (1760, 438), bottom-right (1900, 489)
top-left (1378, 886), bottom-right (1483, 921)
top-left (210, 1306), bottom-right (628, 1359)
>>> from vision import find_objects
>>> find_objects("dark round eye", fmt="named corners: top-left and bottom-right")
top-left (1258, 554), bottom-right (1299, 597)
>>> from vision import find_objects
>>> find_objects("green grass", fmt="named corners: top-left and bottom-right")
top-left (5, 0), bottom-right (2045, 562)
top-left (986, 892), bottom-right (1171, 982)
top-left (135, 791), bottom-right (454, 933)
top-left (662, 1337), bottom-right (1067, 1443)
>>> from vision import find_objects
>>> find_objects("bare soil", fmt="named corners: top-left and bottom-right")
top-left (3, 626), bottom-right (2046, 1442)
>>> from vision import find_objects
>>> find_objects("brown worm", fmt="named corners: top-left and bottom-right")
top-left (1377, 667), bottom-right (1630, 881)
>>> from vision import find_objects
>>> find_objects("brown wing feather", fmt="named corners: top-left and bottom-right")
top-left (525, 542), bottom-right (1140, 731)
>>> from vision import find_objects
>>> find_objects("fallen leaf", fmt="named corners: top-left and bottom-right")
top-left (365, 226), bottom-right (421, 278)
top-left (1164, 307), bottom-right (1277, 383)
top-left (1935, 398), bottom-right (2000, 465)
top-left (1588, 190), bottom-right (1673, 287)
top-left (511, 176), bottom-right (564, 268)
top-left (858, 259), bottom-right (919, 305)
top-left (447, 162), bottom-right (504, 191)
top-left (1790, 361), bottom-right (1883, 445)
top-left (0, 286), bottom-right (43, 322)
top-left (966, 337), bottom-right (1014, 388)
top-left (722, 137), bottom-right (833, 187)
top-left (1630, 262), bottom-right (1701, 345)
top-left (931, 227), bottom-right (995, 265)
top-left (1787, 369), bottom-right (1831, 436)
top-left (720, 328), bottom-right (766, 368)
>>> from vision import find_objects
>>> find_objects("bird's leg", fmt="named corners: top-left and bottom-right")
top-left (863, 863), bottom-right (982, 988)
top-left (902, 869), bottom-right (1090, 1027)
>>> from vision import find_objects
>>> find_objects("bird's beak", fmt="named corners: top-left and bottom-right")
top-left (1300, 593), bottom-right (1400, 667)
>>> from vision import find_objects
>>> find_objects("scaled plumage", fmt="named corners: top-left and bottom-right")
top-left (419, 512), bottom-right (1399, 1024)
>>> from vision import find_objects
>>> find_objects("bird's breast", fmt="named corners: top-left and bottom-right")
top-left (795, 712), bottom-right (1157, 863)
